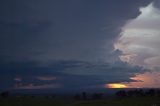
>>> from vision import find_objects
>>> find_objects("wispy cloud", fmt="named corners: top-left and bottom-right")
top-left (14, 83), bottom-right (62, 89)
top-left (36, 76), bottom-right (57, 81)
top-left (14, 77), bottom-right (22, 82)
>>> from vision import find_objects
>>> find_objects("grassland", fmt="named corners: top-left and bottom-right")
top-left (0, 96), bottom-right (160, 106)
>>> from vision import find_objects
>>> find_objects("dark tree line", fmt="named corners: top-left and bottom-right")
top-left (1, 89), bottom-right (160, 99)
top-left (115, 89), bottom-right (160, 97)
top-left (74, 89), bottom-right (160, 100)
top-left (74, 92), bottom-right (104, 100)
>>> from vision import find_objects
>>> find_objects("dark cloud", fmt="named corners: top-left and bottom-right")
top-left (0, 0), bottom-right (153, 92)
top-left (0, 0), bottom-right (152, 62)
top-left (0, 60), bottom-right (147, 91)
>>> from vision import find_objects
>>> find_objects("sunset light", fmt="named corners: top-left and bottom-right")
top-left (106, 83), bottom-right (128, 88)
top-left (1, 1), bottom-right (160, 105)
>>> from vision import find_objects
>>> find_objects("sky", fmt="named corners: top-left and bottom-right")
top-left (0, 0), bottom-right (160, 93)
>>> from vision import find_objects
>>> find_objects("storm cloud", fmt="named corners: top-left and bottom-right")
top-left (0, 0), bottom-right (157, 91)
top-left (0, 60), bottom-right (147, 90)
top-left (115, 2), bottom-right (160, 68)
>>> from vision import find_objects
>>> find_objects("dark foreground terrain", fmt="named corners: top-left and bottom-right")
top-left (0, 96), bottom-right (160, 106)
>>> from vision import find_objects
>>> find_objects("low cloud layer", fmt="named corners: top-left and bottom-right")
top-left (114, 2), bottom-right (160, 68)
top-left (15, 83), bottom-right (62, 89)
top-left (0, 60), bottom-right (147, 90)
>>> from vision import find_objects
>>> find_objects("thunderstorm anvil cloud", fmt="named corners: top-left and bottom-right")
top-left (114, 3), bottom-right (160, 68)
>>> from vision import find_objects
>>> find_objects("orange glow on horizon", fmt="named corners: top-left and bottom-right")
top-left (105, 71), bottom-right (160, 89)
top-left (126, 71), bottom-right (160, 88)
top-left (106, 83), bottom-right (128, 88)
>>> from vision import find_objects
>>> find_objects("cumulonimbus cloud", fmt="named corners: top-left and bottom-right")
top-left (114, 2), bottom-right (160, 68)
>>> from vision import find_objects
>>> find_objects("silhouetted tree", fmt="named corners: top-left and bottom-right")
top-left (116, 89), bottom-right (160, 98)
top-left (157, 89), bottom-right (160, 97)
top-left (31, 95), bottom-right (35, 98)
top-left (127, 89), bottom-right (145, 97)
top-left (145, 89), bottom-right (156, 96)
top-left (82, 92), bottom-right (87, 100)
top-left (127, 90), bottom-right (134, 97)
top-left (0, 91), bottom-right (9, 98)
top-left (51, 95), bottom-right (56, 98)
top-left (116, 90), bottom-right (126, 97)
top-left (138, 89), bottom-right (145, 96)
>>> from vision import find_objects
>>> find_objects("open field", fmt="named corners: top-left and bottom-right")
top-left (0, 96), bottom-right (160, 106)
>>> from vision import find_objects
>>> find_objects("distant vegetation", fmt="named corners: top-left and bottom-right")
top-left (73, 89), bottom-right (160, 100)
top-left (0, 89), bottom-right (160, 106)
